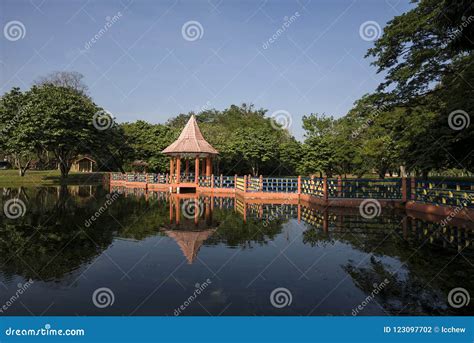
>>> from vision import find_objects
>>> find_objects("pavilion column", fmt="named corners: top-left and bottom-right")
top-left (206, 156), bottom-right (211, 177)
top-left (176, 156), bottom-right (181, 183)
top-left (195, 156), bottom-right (199, 184)
top-left (169, 158), bottom-right (174, 183)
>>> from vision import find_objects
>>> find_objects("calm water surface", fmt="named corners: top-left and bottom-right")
top-left (0, 185), bottom-right (473, 316)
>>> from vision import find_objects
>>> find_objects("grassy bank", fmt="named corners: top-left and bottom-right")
top-left (0, 170), bottom-right (106, 187)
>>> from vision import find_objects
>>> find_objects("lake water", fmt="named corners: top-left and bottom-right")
top-left (0, 185), bottom-right (473, 316)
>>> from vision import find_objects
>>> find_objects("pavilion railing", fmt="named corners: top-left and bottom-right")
top-left (247, 177), bottom-right (260, 192)
top-left (301, 177), bottom-right (324, 197)
top-left (109, 173), bottom-right (474, 209)
top-left (147, 173), bottom-right (169, 184)
top-left (235, 177), bottom-right (245, 191)
top-left (213, 175), bottom-right (235, 188)
top-left (198, 176), bottom-right (211, 187)
top-left (179, 173), bottom-right (195, 183)
top-left (262, 177), bottom-right (298, 193)
top-left (126, 173), bottom-right (147, 183)
top-left (330, 178), bottom-right (403, 199)
top-left (414, 180), bottom-right (474, 208)
top-left (111, 173), bottom-right (127, 181)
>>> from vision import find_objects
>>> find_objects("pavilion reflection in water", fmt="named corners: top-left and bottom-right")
top-left (110, 187), bottom-right (474, 263)
top-left (162, 229), bottom-right (216, 264)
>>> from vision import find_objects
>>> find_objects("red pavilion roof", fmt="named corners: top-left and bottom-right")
top-left (162, 115), bottom-right (218, 156)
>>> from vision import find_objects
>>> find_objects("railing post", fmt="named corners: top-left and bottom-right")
top-left (402, 176), bottom-right (407, 202)
top-left (411, 176), bottom-right (416, 200)
top-left (337, 176), bottom-right (342, 197)
top-left (234, 174), bottom-right (237, 190)
top-left (323, 176), bottom-right (328, 202)
top-left (259, 175), bottom-right (263, 192)
top-left (211, 174), bottom-right (214, 189)
top-left (220, 174), bottom-right (223, 189)
top-left (244, 175), bottom-right (248, 192)
top-left (297, 176), bottom-right (301, 195)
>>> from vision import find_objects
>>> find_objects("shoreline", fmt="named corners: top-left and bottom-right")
top-left (0, 170), bottom-right (105, 187)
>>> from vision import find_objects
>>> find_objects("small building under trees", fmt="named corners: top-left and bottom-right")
top-left (71, 156), bottom-right (96, 173)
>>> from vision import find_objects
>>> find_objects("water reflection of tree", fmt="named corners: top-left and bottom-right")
top-left (0, 187), bottom-right (114, 281)
top-left (0, 186), bottom-right (169, 281)
top-left (205, 207), bottom-right (284, 248)
top-left (108, 196), bottom-right (170, 240)
top-left (344, 257), bottom-right (449, 315)
top-left (301, 212), bottom-right (474, 316)
top-left (302, 227), bottom-right (334, 247)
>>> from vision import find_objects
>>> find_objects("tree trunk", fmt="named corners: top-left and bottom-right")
top-left (378, 165), bottom-right (387, 179)
top-left (251, 164), bottom-right (258, 177)
top-left (15, 157), bottom-right (31, 177)
top-left (400, 165), bottom-right (407, 178)
top-left (59, 161), bottom-right (71, 178)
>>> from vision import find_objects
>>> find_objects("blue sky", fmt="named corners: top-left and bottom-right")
top-left (0, 0), bottom-right (413, 139)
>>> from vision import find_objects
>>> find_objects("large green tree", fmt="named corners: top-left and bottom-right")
top-left (367, 0), bottom-right (473, 101)
top-left (23, 85), bottom-right (101, 178)
top-left (121, 121), bottom-right (177, 172)
top-left (0, 88), bottom-right (43, 176)
top-left (361, 0), bottom-right (473, 177)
